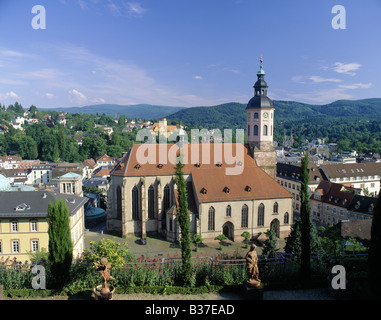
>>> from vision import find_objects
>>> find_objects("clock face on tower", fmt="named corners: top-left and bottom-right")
top-left (263, 112), bottom-right (268, 118)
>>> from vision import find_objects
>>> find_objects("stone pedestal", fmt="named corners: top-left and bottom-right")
top-left (243, 282), bottom-right (264, 300)
top-left (93, 285), bottom-right (115, 300)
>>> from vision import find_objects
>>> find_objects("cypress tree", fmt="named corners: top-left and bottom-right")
top-left (300, 152), bottom-right (311, 281)
top-left (47, 199), bottom-right (73, 288)
top-left (175, 157), bottom-right (192, 286)
top-left (285, 218), bottom-right (321, 254)
top-left (368, 190), bottom-right (381, 297)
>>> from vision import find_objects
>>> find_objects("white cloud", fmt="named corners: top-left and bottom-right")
top-left (332, 62), bottom-right (361, 76)
top-left (288, 88), bottom-right (353, 104)
top-left (193, 75), bottom-right (203, 80)
top-left (223, 67), bottom-right (240, 74)
top-left (126, 2), bottom-right (146, 16)
top-left (58, 45), bottom-right (209, 106)
top-left (45, 93), bottom-right (55, 99)
top-left (0, 49), bottom-right (29, 58)
top-left (338, 82), bottom-right (373, 90)
top-left (309, 76), bottom-right (342, 83)
top-left (292, 75), bottom-right (342, 84)
top-left (90, 97), bottom-right (106, 104)
top-left (12, 68), bottom-right (67, 81)
top-left (0, 91), bottom-right (20, 101)
top-left (68, 89), bottom-right (88, 105)
top-left (77, 0), bottom-right (87, 10)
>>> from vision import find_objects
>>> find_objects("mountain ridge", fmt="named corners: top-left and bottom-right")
top-left (44, 98), bottom-right (381, 128)
top-left (165, 98), bottom-right (381, 129)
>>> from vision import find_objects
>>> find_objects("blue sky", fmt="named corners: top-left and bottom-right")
top-left (0, 0), bottom-right (380, 109)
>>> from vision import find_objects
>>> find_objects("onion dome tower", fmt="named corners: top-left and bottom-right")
top-left (246, 54), bottom-right (276, 179)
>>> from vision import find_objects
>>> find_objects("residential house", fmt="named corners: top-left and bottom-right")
top-left (57, 112), bottom-right (66, 125)
top-left (0, 184), bottom-right (88, 262)
top-left (0, 156), bottom-right (22, 169)
top-left (11, 116), bottom-right (25, 130)
top-left (276, 162), bottom-right (325, 214)
top-left (96, 154), bottom-right (115, 167)
top-left (150, 118), bottom-right (179, 139)
top-left (320, 162), bottom-right (381, 196)
top-left (0, 168), bottom-right (33, 185)
top-left (83, 158), bottom-right (98, 179)
top-left (310, 181), bottom-right (376, 227)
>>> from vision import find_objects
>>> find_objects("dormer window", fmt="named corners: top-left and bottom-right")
top-left (15, 203), bottom-right (31, 211)
top-left (223, 186), bottom-right (230, 194)
top-left (216, 162), bottom-right (222, 167)
top-left (245, 185), bottom-right (252, 192)
top-left (200, 187), bottom-right (207, 194)
top-left (195, 162), bottom-right (200, 168)
top-left (157, 163), bottom-right (163, 169)
top-left (135, 164), bottom-right (141, 170)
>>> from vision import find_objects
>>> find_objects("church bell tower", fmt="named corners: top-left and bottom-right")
top-left (246, 54), bottom-right (276, 179)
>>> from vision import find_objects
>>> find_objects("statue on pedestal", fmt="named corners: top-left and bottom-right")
top-left (245, 244), bottom-right (261, 288)
top-left (93, 257), bottom-right (115, 300)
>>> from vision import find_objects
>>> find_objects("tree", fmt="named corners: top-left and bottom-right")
top-left (47, 199), bottom-right (73, 288)
top-left (28, 105), bottom-right (38, 117)
top-left (262, 226), bottom-right (279, 259)
top-left (214, 234), bottom-right (228, 250)
top-left (241, 231), bottom-right (251, 248)
top-left (17, 135), bottom-right (38, 159)
top-left (285, 218), bottom-right (321, 254)
top-left (368, 191), bottom-right (381, 297)
top-left (41, 134), bottom-right (59, 161)
top-left (193, 234), bottom-right (203, 252)
top-left (300, 152), bottom-right (311, 281)
top-left (83, 239), bottom-right (134, 269)
top-left (175, 156), bottom-right (192, 286)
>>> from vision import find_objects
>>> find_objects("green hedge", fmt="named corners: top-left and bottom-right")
top-left (4, 285), bottom-right (227, 299)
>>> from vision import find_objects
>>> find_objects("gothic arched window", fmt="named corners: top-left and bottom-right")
top-left (163, 184), bottom-right (171, 211)
top-left (148, 185), bottom-right (155, 219)
top-left (208, 207), bottom-right (215, 231)
top-left (226, 205), bottom-right (231, 217)
top-left (117, 186), bottom-right (122, 220)
top-left (258, 203), bottom-right (265, 226)
top-left (241, 205), bottom-right (248, 228)
top-left (263, 125), bottom-right (268, 136)
top-left (284, 212), bottom-right (289, 224)
top-left (247, 125), bottom-right (250, 136)
top-left (273, 202), bottom-right (279, 213)
top-left (132, 186), bottom-right (139, 220)
top-left (254, 125), bottom-right (258, 136)
top-left (254, 112), bottom-right (259, 119)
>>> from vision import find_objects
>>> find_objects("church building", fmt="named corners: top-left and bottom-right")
top-left (106, 57), bottom-right (293, 242)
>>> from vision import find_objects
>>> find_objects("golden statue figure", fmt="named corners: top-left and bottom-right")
top-left (245, 244), bottom-right (261, 288)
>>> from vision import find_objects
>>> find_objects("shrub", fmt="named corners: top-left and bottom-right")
top-left (82, 238), bottom-right (135, 269)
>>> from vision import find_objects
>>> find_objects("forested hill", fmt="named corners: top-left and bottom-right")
top-left (166, 98), bottom-right (381, 129)
top-left (49, 104), bottom-right (185, 120)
